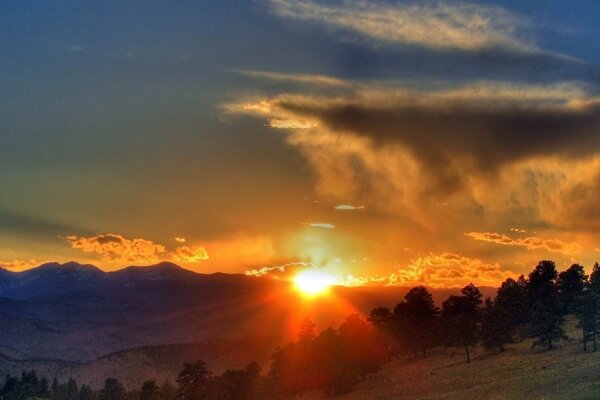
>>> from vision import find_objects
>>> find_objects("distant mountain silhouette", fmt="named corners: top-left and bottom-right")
top-left (0, 261), bottom-right (496, 386)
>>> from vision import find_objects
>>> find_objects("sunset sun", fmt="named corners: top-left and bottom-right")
top-left (294, 269), bottom-right (336, 296)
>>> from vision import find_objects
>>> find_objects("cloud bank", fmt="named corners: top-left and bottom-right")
top-left (269, 0), bottom-right (534, 52)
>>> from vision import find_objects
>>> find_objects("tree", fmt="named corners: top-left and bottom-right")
top-left (98, 378), bottom-right (125, 400)
top-left (557, 264), bottom-right (587, 313)
top-left (176, 360), bottom-right (212, 400)
top-left (588, 262), bottom-right (600, 293)
top-left (393, 286), bottom-right (439, 357)
top-left (214, 361), bottom-right (262, 400)
top-left (79, 385), bottom-right (95, 400)
top-left (528, 260), bottom-right (566, 350)
top-left (441, 284), bottom-right (482, 362)
top-left (140, 380), bottom-right (160, 400)
top-left (495, 276), bottom-right (528, 332)
top-left (338, 314), bottom-right (385, 381)
top-left (573, 290), bottom-right (600, 352)
top-left (481, 298), bottom-right (512, 352)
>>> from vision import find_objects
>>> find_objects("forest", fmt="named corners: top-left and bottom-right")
top-left (2, 259), bottom-right (599, 400)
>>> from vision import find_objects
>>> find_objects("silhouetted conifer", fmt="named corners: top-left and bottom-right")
top-left (481, 298), bottom-right (512, 352)
top-left (441, 284), bottom-right (482, 362)
top-left (557, 263), bottom-right (587, 313)
top-left (393, 286), bottom-right (439, 357)
top-left (573, 290), bottom-right (600, 352)
top-left (528, 261), bottom-right (566, 350)
top-left (176, 360), bottom-right (211, 400)
top-left (98, 378), bottom-right (125, 400)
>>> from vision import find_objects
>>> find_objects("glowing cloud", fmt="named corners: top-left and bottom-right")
top-left (172, 245), bottom-right (209, 263)
top-left (386, 253), bottom-right (517, 288)
top-left (303, 222), bottom-right (336, 229)
top-left (66, 234), bottom-right (166, 263)
top-left (334, 204), bottom-right (365, 210)
top-left (65, 233), bottom-right (211, 265)
top-left (0, 259), bottom-right (40, 272)
top-left (465, 232), bottom-right (582, 255)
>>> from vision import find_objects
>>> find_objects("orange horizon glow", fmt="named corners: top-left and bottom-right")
top-left (293, 268), bottom-right (337, 297)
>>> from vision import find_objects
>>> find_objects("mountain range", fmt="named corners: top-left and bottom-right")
top-left (0, 261), bottom-right (496, 388)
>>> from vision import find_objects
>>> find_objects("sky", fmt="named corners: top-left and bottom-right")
top-left (2, 0), bottom-right (600, 287)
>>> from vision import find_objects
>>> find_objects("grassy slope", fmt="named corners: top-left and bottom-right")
top-left (305, 318), bottom-right (600, 400)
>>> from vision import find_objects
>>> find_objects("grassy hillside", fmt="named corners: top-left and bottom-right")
top-left (303, 318), bottom-right (600, 400)
top-left (0, 337), bottom-right (278, 390)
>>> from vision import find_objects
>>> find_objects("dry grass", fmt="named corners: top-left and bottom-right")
top-left (303, 318), bottom-right (600, 400)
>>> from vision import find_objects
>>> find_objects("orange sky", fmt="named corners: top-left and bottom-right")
top-left (3, 0), bottom-right (600, 288)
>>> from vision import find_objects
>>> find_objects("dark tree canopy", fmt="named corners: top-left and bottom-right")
top-left (441, 284), bottom-right (483, 362)
top-left (528, 261), bottom-right (566, 350)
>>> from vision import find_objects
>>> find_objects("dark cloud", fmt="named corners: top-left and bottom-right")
top-left (277, 94), bottom-right (600, 193)
top-left (0, 208), bottom-right (91, 239)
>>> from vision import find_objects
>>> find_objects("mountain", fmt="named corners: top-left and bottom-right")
top-left (0, 261), bottom-right (496, 388)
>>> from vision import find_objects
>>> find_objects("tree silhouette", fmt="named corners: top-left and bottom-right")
top-left (140, 380), bottom-right (160, 400)
top-left (573, 290), bottom-right (600, 352)
top-left (338, 314), bottom-right (385, 381)
top-left (528, 260), bottom-right (566, 350)
top-left (177, 360), bottom-right (212, 400)
top-left (98, 378), bottom-right (125, 400)
top-left (495, 276), bottom-right (528, 335)
top-left (441, 284), bottom-right (482, 362)
top-left (79, 384), bottom-right (95, 400)
top-left (481, 298), bottom-right (512, 352)
top-left (588, 262), bottom-right (600, 293)
top-left (393, 286), bottom-right (439, 357)
top-left (557, 264), bottom-right (587, 313)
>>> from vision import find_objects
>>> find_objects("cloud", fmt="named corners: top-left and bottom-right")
top-left (334, 204), bottom-right (365, 210)
top-left (304, 222), bottom-right (336, 229)
top-left (172, 245), bottom-right (209, 263)
top-left (245, 261), bottom-right (312, 277)
top-left (385, 252), bottom-right (517, 288)
top-left (0, 259), bottom-right (40, 272)
top-left (66, 234), bottom-right (167, 263)
top-left (174, 237), bottom-right (186, 243)
top-left (465, 232), bottom-right (582, 255)
top-left (235, 70), bottom-right (350, 88)
top-left (229, 82), bottom-right (600, 230)
top-left (510, 228), bottom-right (527, 233)
top-left (269, 0), bottom-right (535, 52)
top-left (66, 234), bottom-right (210, 265)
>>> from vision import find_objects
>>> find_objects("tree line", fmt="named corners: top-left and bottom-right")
top-left (3, 259), bottom-right (600, 399)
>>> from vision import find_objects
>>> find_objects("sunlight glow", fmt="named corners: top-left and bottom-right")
top-left (294, 269), bottom-right (337, 296)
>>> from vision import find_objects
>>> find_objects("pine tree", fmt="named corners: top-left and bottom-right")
top-left (481, 298), bottom-right (512, 352)
top-left (176, 360), bottom-right (212, 400)
top-left (528, 260), bottom-right (566, 350)
top-left (557, 264), bottom-right (587, 313)
top-left (573, 290), bottom-right (600, 352)
top-left (441, 284), bottom-right (482, 362)
top-left (98, 378), bottom-right (125, 400)
top-left (393, 286), bottom-right (439, 357)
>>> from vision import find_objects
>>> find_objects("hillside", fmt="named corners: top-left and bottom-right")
top-left (0, 337), bottom-right (277, 390)
top-left (303, 319), bottom-right (600, 400)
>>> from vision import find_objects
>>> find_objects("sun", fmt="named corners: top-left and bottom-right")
top-left (294, 269), bottom-right (336, 297)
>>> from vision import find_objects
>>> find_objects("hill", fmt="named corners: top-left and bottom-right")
top-left (302, 319), bottom-right (600, 400)
top-left (0, 337), bottom-right (276, 390)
